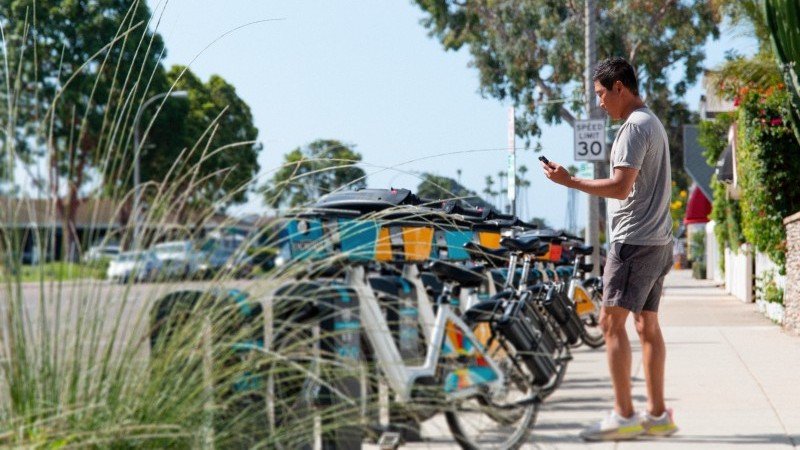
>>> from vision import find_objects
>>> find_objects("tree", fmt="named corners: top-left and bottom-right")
top-left (517, 164), bottom-right (531, 218)
top-left (138, 65), bottom-right (261, 211)
top-left (764, 0), bottom-right (800, 145)
top-left (496, 170), bottom-right (506, 210)
top-left (0, 0), bottom-right (167, 259)
top-left (416, 172), bottom-right (493, 210)
top-left (482, 175), bottom-right (496, 209)
top-left (262, 139), bottom-right (366, 208)
top-left (417, 173), bottom-right (472, 200)
top-left (412, 1), bottom-right (723, 189)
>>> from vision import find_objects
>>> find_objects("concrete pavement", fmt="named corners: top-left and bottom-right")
top-left (371, 269), bottom-right (800, 449)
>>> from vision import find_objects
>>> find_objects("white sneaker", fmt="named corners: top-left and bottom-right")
top-left (579, 410), bottom-right (644, 441)
top-left (640, 408), bottom-right (679, 436)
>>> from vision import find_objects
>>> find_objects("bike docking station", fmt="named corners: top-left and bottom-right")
top-left (149, 288), bottom-right (268, 448)
top-left (150, 188), bottom-right (604, 449)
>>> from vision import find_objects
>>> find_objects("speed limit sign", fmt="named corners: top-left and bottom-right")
top-left (574, 119), bottom-right (606, 161)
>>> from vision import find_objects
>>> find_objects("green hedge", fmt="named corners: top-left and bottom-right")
top-left (697, 86), bottom-right (800, 275)
top-left (736, 88), bottom-right (800, 273)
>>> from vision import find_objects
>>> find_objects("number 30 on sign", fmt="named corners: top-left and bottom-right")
top-left (574, 119), bottom-right (606, 161)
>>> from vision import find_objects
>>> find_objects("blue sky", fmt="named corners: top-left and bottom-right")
top-left (146, 0), bottom-right (758, 228)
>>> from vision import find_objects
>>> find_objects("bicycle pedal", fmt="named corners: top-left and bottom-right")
top-left (377, 431), bottom-right (402, 450)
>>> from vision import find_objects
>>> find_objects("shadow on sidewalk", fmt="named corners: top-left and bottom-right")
top-left (640, 433), bottom-right (797, 446)
top-left (664, 284), bottom-right (721, 290)
top-left (530, 432), bottom-right (796, 446)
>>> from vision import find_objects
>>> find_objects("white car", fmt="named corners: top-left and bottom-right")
top-left (84, 244), bottom-right (121, 263)
top-left (107, 251), bottom-right (162, 283)
top-left (151, 240), bottom-right (201, 279)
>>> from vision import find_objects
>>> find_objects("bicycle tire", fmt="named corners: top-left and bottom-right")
top-left (444, 329), bottom-right (539, 450)
top-left (537, 312), bottom-right (570, 399)
top-left (580, 279), bottom-right (605, 349)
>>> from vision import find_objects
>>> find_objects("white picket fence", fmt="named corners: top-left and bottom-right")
top-left (704, 221), bottom-right (784, 304)
top-left (754, 251), bottom-right (786, 290)
top-left (724, 244), bottom-right (754, 303)
top-left (705, 221), bottom-right (724, 283)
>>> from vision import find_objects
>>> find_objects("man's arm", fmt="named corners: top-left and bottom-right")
top-left (541, 161), bottom-right (638, 200)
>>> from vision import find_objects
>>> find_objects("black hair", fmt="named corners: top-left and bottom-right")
top-left (593, 57), bottom-right (639, 96)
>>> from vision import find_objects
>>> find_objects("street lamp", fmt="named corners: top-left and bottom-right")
top-left (132, 90), bottom-right (188, 247)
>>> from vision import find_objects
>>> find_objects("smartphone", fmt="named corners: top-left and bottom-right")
top-left (538, 155), bottom-right (551, 165)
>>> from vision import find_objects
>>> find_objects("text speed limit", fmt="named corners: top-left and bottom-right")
top-left (574, 119), bottom-right (606, 161)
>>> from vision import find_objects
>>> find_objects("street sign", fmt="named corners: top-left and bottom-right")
top-left (577, 162), bottom-right (594, 179)
top-left (574, 119), bottom-right (606, 161)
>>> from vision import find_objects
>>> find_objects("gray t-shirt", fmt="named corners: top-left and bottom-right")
top-left (607, 107), bottom-right (673, 246)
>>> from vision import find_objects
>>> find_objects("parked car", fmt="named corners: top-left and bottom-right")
top-left (107, 251), bottom-right (162, 283)
top-left (21, 247), bottom-right (43, 265)
top-left (248, 246), bottom-right (278, 272)
top-left (198, 248), bottom-right (235, 277)
top-left (151, 240), bottom-right (202, 279)
top-left (220, 252), bottom-right (257, 279)
top-left (84, 244), bottom-right (121, 263)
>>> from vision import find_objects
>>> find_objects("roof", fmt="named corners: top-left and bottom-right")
top-left (0, 197), bottom-right (248, 232)
top-left (0, 197), bottom-right (121, 228)
top-left (682, 125), bottom-right (714, 200)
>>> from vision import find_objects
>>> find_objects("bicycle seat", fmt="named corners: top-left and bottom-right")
top-left (571, 245), bottom-right (593, 256)
top-left (480, 217), bottom-right (539, 230)
top-left (429, 261), bottom-right (486, 288)
top-left (518, 228), bottom-right (566, 243)
top-left (463, 242), bottom-right (509, 268)
top-left (500, 236), bottom-right (549, 256)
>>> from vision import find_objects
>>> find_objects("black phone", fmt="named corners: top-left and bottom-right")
top-left (538, 155), bottom-right (551, 165)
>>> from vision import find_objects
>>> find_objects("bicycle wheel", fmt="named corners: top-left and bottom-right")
top-left (580, 279), bottom-right (605, 348)
top-left (537, 311), bottom-right (570, 399)
top-left (444, 330), bottom-right (539, 450)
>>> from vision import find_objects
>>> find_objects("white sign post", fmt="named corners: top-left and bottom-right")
top-left (507, 107), bottom-right (516, 213)
top-left (574, 119), bottom-right (605, 161)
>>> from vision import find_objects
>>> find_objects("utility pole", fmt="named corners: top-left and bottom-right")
top-left (585, 0), bottom-right (601, 276)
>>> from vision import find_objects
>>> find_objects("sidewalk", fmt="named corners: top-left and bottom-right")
top-left (375, 269), bottom-right (800, 449)
top-left (532, 269), bottom-right (800, 449)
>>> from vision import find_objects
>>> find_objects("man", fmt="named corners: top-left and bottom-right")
top-left (541, 57), bottom-right (678, 441)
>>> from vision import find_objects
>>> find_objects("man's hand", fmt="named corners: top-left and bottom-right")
top-left (541, 160), bottom-right (639, 200)
top-left (541, 160), bottom-right (572, 187)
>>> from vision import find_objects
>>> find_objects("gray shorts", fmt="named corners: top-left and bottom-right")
top-left (603, 241), bottom-right (673, 313)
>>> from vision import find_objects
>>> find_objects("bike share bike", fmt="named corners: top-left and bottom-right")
top-left (512, 228), bottom-right (605, 349)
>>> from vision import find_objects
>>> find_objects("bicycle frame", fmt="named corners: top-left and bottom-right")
top-left (566, 253), bottom-right (600, 317)
top-left (346, 265), bottom-right (506, 402)
top-left (400, 263), bottom-right (485, 343)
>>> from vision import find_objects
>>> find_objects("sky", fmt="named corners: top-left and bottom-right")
top-left (144, 0), bottom-right (759, 229)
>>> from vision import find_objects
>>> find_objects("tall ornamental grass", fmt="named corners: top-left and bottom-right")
top-left (0, 3), bottom-right (374, 448)
top-left (0, 2), bottom-right (505, 448)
